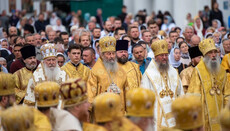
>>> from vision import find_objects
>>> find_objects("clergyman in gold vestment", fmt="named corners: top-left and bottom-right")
top-left (180, 46), bottom-right (202, 93)
top-left (14, 45), bottom-right (38, 104)
top-left (116, 40), bottom-right (142, 89)
top-left (87, 36), bottom-right (128, 111)
top-left (61, 44), bottom-right (90, 82)
top-left (187, 39), bottom-right (230, 131)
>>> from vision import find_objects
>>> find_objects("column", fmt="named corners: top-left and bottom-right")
top-left (46, 1), bottom-right (53, 12)
top-left (152, 0), bottom-right (173, 15)
top-left (133, 0), bottom-right (152, 15)
top-left (16, 0), bottom-right (22, 11)
top-left (33, 1), bottom-right (40, 15)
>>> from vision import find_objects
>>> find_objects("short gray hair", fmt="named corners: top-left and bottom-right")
top-left (183, 26), bottom-right (194, 33)
top-left (0, 57), bottom-right (6, 62)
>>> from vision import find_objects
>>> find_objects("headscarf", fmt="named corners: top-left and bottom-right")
top-left (169, 47), bottom-right (181, 68)
top-left (50, 13), bottom-right (59, 26)
top-left (194, 17), bottom-right (204, 39)
top-left (165, 15), bottom-right (173, 26)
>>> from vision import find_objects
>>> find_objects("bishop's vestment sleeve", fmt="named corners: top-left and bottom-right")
top-left (223, 73), bottom-right (230, 107)
top-left (187, 69), bottom-right (201, 96)
top-left (177, 79), bottom-right (185, 96)
top-left (141, 73), bottom-right (152, 90)
top-left (87, 71), bottom-right (98, 103)
top-left (221, 55), bottom-right (230, 72)
top-left (23, 78), bottom-right (36, 106)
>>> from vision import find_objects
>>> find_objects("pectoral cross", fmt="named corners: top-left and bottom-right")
top-left (159, 74), bottom-right (174, 98)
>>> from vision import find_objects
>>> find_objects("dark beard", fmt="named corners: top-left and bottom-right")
top-left (133, 37), bottom-right (139, 40)
top-left (117, 57), bottom-right (128, 64)
top-left (105, 28), bottom-right (111, 33)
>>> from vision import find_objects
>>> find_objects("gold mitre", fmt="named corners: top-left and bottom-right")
top-left (60, 78), bottom-right (87, 107)
top-left (99, 36), bottom-right (116, 53)
top-left (172, 95), bottom-right (203, 130)
top-left (199, 38), bottom-right (217, 56)
top-left (151, 40), bottom-right (168, 56)
top-left (40, 43), bottom-right (57, 59)
top-left (35, 81), bottom-right (60, 107)
top-left (126, 88), bottom-right (155, 117)
top-left (220, 102), bottom-right (230, 130)
top-left (1, 105), bottom-right (35, 131)
top-left (93, 93), bottom-right (123, 123)
top-left (0, 73), bottom-right (15, 96)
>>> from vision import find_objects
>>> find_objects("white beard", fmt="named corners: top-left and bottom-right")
top-left (103, 58), bottom-right (118, 73)
top-left (43, 63), bottom-right (59, 81)
top-left (203, 55), bottom-right (221, 75)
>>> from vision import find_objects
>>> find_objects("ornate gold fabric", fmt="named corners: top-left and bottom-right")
top-left (33, 108), bottom-right (52, 131)
top-left (118, 62), bottom-right (142, 89)
top-left (151, 40), bottom-right (168, 56)
top-left (220, 105), bottom-right (230, 130)
top-left (1, 105), bottom-right (36, 131)
top-left (93, 93), bottom-right (123, 123)
top-left (87, 58), bottom-right (128, 111)
top-left (187, 58), bottom-right (230, 131)
top-left (172, 95), bottom-right (203, 130)
top-left (109, 117), bottom-right (142, 131)
top-left (40, 43), bottom-right (57, 59)
top-left (126, 88), bottom-right (155, 117)
top-left (99, 36), bottom-right (116, 53)
top-left (83, 122), bottom-right (108, 131)
top-left (221, 54), bottom-right (230, 72)
top-left (0, 73), bottom-right (15, 96)
top-left (199, 38), bottom-right (216, 56)
top-left (35, 81), bottom-right (60, 107)
top-left (179, 66), bottom-right (194, 93)
top-left (61, 62), bottom-right (90, 82)
top-left (60, 78), bottom-right (87, 107)
top-left (14, 67), bottom-right (33, 104)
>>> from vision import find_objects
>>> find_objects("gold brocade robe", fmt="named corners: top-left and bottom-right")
top-left (33, 108), bottom-right (52, 131)
top-left (118, 62), bottom-right (142, 89)
top-left (61, 62), bottom-right (90, 82)
top-left (13, 67), bottom-right (33, 104)
top-left (187, 59), bottom-right (230, 131)
top-left (83, 122), bottom-right (108, 131)
top-left (87, 58), bottom-right (128, 111)
top-left (221, 53), bottom-right (230, 80)
top-left (110, 117), bottom-right (142, 131)
top-left (179, 66), bottom-right (194, 93)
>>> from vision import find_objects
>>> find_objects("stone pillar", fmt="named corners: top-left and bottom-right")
top-left (173, 0), bottom-right (210, 29)
top-left (16, 0), bottom-right (22, 11)
top-left (133, 0), bottom-right (152, 15)
top-left (46, 1), bottom-right (53, 12)
top-left (33, 1), bottom-right (40, 15)
top-left (123, 0), bottom-right (134, 14)
top-left (153, 0), bottom-right (173, 15)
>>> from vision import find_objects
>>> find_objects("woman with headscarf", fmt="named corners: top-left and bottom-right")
top-left (169, 47), bottom-right (187, 74)
top-left (178, 41), bottom-right (191, 66)
top-left (211, 19), bottom-right (221, 32)
top-left (193, 16), bottom-right (205, 40)
top-left (161, 15), bottom-right (176, 34)
top-left (50, 13), bottom-right (59, 26)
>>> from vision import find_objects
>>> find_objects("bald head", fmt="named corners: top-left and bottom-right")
top-left (190, 35), bottom-right (201, 47)
top-left (9, 26), bottom-right (17, 36)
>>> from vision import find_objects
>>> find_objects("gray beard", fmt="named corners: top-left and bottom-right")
top-left (203, 55), bottom-right (220, 75)
top-left (25, 63), bottom-right (37, 70)
top-left (103, 58), bottom-right (118, 73)
top-left (43, 63), bottom-right (59, 81)
top-left (156, 61), bottom-right (169, 73)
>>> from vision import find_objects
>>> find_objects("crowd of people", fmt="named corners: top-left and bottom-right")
top-left (1, 1), bottom-right (230, 131)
